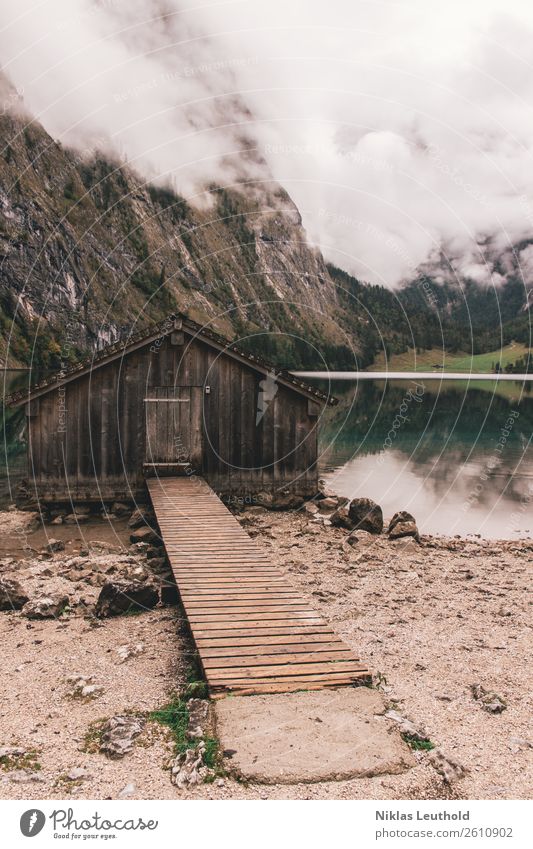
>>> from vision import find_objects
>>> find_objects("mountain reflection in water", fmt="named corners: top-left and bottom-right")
top-left (316, 377), bottom-right (533, 539)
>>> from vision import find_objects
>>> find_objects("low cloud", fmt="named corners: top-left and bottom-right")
top-left (2, 0), bottom-right (533, 285)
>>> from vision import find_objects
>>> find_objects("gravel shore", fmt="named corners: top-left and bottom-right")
top-left (0, 507), bottom-right (531, 800)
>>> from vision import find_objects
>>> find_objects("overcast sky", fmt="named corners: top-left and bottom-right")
top-left (3, 0), bottom-right (533, 286)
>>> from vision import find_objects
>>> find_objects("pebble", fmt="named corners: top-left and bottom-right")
top-left (118, 782), bottom-right (136, 798)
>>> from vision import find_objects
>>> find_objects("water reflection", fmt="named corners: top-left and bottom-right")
top-left (318, 378), bottom-right (533, 539)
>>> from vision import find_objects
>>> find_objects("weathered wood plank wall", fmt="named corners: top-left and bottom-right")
top-left (28, 333), bottom-right (320, 502)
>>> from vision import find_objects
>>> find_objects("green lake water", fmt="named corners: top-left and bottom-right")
top-left (315, 375), bottom-right (533, 539)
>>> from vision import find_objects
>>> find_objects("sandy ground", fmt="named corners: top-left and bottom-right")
top-left (0, 507), bottom-right (531, 800)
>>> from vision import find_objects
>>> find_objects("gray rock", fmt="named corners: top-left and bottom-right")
top-left (471, 684), bottom-right (507, 713)
top-left (0, 746), bottom-right (26, 759)
top-left (100, 715), bottom-right (145, 758)
top-left (129, 526), bottom-right (160, 545)
top-left (118, 782), bottom-right (136, 798)
top-left (67, 767), bottom-right (89, 781)
top-left (187, 699), bottom-right (210, 739)
top-left (429, 749), bottom-right (466, 784)
top-left (64, 513), bottom-right (89, 525)
top-left (22, 594), bottom-right (69, 619)
top-left (0, 578), bottom-right (29, 611)
top-left (112, 502), bottom-right (131, 517)
top-left (303, 501), bottom-right (319, 515)
top-left (5, 769), bottom-right (46, 784)
top-left (388, 510), bottom-right (416, 532)
top-left (66, 675), bottom-right (103, 699)
top-left (330, 506), bottom-right (356, 531)
top-left (389, 520), bottom-right (420, 541)
top-left (95, 579), bottom-right (159, 617)
top-left (46, 538), bottom-right (65, 553)
top-left (318, 497), bottom-right (338, 512)
top-left (171, 744), bottom-right (209, 788)
top-left (128, 507), bottom-right (155, 529)
top-left (348, 498), bottom-right (383, 534)
top-left (116, 643), bottom-right (145, 663)
top-left (51, 516), bottom-right (63, 525)
top-left (385, 709), bottom-right (430, 742)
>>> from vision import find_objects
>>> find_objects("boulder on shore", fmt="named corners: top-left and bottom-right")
top-left (388, 511), bottom-right (419, 541)
top-left (348, 498), bottom-right (383, 534)
top-left (95, 579), bottom-right (159, 617)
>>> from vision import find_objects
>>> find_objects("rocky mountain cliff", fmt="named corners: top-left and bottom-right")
top-left (0, 102), bottom-right (363, 370)
top-left (1, 93), bottom-right (531, 373)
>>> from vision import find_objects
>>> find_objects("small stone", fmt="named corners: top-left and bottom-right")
top-left (118, 782), bottom-right (136, 798)
top-left (100, 715), bottom-right (145, 758)
top-left (67, 767), bottom-right (89, 781)
top-left (428, 749), bottom-right (466, 784)
top-left (46, 538), bottom-right (65, 553)
top-left (471, 684), bottom-right (507, 713)
top-left (129, 527), bottom-right (160, 545)
top-left (303, 502), bottom-right (319, 515)
top-left (330, 506), bottom-right (356, 531)
top-left (385, 709), bottom-right (429, 742)
top-left (22, 594), bottom-right (69, 619)
top-left (389, 520), bottom-right (420, 542)
top-left (6, 770), bottom-right (46, 784)
top-left (318, 497), bottom-right (338, 512)
top-left (128, 507), bottom-right (155, 530)
top-left (171, 745), bottom-right (209, 788)
top-left (51, 516), bottom-right (63, 525)
top-left (0, 746), bottom-right (26, 759)
top-left (116, 643), bottom-right (145, 663)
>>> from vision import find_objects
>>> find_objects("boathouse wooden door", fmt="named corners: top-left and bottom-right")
top-left (144, 386), bottom-right (203, 473)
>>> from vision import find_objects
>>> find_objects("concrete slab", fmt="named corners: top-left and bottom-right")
top-left (215, 687), bottom-right (414, 784)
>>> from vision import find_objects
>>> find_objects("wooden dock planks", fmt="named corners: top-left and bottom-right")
top-left (147, 476), bottom-right (370, 696)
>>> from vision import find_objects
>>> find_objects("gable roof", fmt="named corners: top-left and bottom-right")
top-left (6, 312), bottom-right (338, 408)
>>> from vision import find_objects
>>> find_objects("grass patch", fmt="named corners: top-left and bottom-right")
top-left (0, 749), bottom-right (41, 772)
top-left (148, 696), bottom-right (193, 756)
top-left (401, 733), bottom-right (435, 751)
top-left (81, 719), bottom-right (106, 754)
top-left (369, 343), bottom-right (532, 375)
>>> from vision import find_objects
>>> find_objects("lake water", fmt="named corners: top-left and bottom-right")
top-left (303, 373), bottom-right (533, 539)
top-left (2, 370), bottom-right (533, 538)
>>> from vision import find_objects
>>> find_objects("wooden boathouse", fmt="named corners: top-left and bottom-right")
top-left (8, 313), bottom-right (336, 505)
top-left (8, 314), bottom-right (370, 695)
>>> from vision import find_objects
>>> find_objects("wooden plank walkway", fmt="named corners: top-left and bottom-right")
top-left (147, 476), bottom-right (370, 697)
